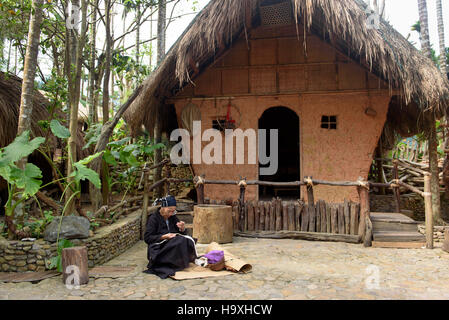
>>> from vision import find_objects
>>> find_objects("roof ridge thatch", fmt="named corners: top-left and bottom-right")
top-left (124, 0), bottom-right (449, 136)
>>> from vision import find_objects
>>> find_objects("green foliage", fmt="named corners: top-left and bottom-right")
top-left (23, 210), bottom-right (55, 238)
top-left (50, 119), bottom-right (71, 139)
top-left (47, 238), bottom-right (74, 272)
top-left (71, 152), bottom-right (104, 189)
top-left (0, 132), bottom-right (45, 208)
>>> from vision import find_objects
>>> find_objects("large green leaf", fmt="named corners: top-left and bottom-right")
top-left (3, 131), bottom-right (45, 163)
top-left (13, 163), bottom-right (43, 197)
top-left (50, 120), bottom-right (71, 139)
top-left (72, 163), bottom-right (101, 189)
top-left (103, 150), bottom-right (117, 166)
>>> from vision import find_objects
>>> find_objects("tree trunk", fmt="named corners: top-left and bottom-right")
top-left (418, 0), bottom-right (442, 223)
top-left (88, 0), bottom-right (98, 124)
top-left (99, 0), bottom-right (112, 206)
top-left (13, 0), bottom-right (44, 237)
top-left (157, 0), bottom-right (166, 65)
top-left (153, 0), bottom-right (167, 198)
top-left (17, 0), bottom-right (44, 136)
top-left (436, 0), bottom-right (447, 75)
top-left (66, 0), bottom-right (88, 216)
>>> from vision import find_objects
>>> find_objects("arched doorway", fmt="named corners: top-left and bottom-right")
top-left (259, 106), bottom-right (300, 199)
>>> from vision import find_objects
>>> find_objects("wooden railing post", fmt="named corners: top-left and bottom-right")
top-left (424, 173), bottom-right (434, 249)
top-left (357, 179), bottom-right (372, 246)
top-left (194, 175), bottom-right (205, 205)
top-left (238, 178), bottom-right (247, 232)
top-left (305, 176), bottom-right (314, 206)
top-left (141, 169), bottom-right (150, 240)
top-left (393, 159), bottom-right (401, 213)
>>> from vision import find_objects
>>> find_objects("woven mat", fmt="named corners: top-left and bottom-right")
top-left (170, 264), bottom-right (235, 281)
top-left (0, 271), bottom-right (60, 283)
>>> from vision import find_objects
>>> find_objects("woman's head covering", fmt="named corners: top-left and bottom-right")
top-left (152, 195), bottom-right (177, 207)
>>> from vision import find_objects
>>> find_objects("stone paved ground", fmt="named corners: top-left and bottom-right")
top-left (1, 237), bottom-right (449, 300)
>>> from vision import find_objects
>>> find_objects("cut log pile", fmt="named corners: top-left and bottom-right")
top-left (213, 198), bottom-right (361, 236)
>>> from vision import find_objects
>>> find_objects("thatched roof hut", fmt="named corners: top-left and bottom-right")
top-left (0, 72), bottom-right (90, 188)
top-left (124, 0), bottom-right (449, 139)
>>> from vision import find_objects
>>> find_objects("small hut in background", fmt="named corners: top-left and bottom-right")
top-left (124, 0), bottom-right (449, 204)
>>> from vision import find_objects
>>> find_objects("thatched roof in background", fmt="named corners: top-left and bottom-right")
top-left (124, 0), bottom-right (449, 138)
top-left (0, 72), bottom-right (90, 160)
top-left (0, 72), bottom-right (56, 149)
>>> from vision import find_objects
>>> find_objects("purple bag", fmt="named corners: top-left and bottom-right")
top-left (203, 250), bottom-right (224, 265)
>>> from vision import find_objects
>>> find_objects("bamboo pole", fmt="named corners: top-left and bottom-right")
top-left (424, 173), bottom-right (434, 249)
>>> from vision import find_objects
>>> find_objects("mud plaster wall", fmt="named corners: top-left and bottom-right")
top-left (171, 25), bottom-right (391, 203)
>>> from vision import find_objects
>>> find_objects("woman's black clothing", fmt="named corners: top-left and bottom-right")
top-left (143, 210), bottom-right (196, 279)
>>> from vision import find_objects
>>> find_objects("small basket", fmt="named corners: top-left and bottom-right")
top-left (207, 257), bottom-right (225, 271)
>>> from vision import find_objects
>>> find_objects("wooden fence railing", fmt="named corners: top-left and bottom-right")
top-left (140, 160), bottom-right (434, 248)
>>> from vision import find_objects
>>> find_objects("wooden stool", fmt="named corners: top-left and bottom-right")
top-left (62, 246), bottom-right (89, 286)
top-left (193, 205), bottom-right (233, 244)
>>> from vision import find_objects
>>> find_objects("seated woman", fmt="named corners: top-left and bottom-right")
top-left (143, 195), bottom-right (197, 279)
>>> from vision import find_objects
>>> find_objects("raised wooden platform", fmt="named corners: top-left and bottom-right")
top-left (371, 212), bottom-right (425, 248)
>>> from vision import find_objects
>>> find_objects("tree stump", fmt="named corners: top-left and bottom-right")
top-left (193, 205), bottom-right (233, 244)
top-left (443, 230), bottom-right (449, 253)
top-left (62, 246), bottom-right (89, 286)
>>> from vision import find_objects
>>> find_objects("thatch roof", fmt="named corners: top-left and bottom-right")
top-left (0, 72), bottom-right (56, 148)
top-left (124, 0), bottom-right (449, 137)
top-left (0, 72), bottom-right (90, 162)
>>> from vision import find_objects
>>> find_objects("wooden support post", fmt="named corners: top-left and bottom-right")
top-left (344, 199), bottom-right (350, 235)
top-left (424, 173), bottom-right (434, 249)
top-left (338, 204), bottom-right (345, 234)
top-left (306, 176), bottom-right (314, 206)
top-left (295, 201), bottom-right (303, 232)
top-left (270, 198), bottom-right (276, 231)
top-left (320, 200), bottom-right (326, 233)
top-left (282, 202), bottom-right (288, 231)
top-left (141, 170), bottom-right (149, 240)
top-left (308, 203), bottom-right (316, 232)
top-left (326, 203), bottom-right (331, 234)
top-left (301, 204), bottom-right (309, 232)
top-left (350, 202), bottom-right (359, 235)
top-left (288, 202), bottom-right (295, 231)
top-left (62, 247), bottom-right (89, 286)
top-left (259, 202), bottom-right (265, 231)
top-left (275, 198), bottom-right (282, 231)
top-left (195, 175), bottom-right (205, 205)
top-left (254, 202), bottom-right (260, 231)
top-left (315, 201), bottom-right (321, 233)
top-left (393, 160), bottom-right (401, 213)
top-left (232, 203), bottom-right (239, 231)
top-left (331, 204), bottom-right (338, 234)
top-left (357, 181), bottom-right (371, 246)
top-left (247, 201), bottom-right (255, 232)
top-left (264, 202), bottom-right (270, 231)
top-left (238, 179), bottom-right (247, 232)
